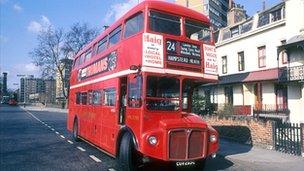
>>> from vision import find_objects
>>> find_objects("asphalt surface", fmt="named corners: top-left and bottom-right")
top-left (1, 105), bottom-right (303, 171)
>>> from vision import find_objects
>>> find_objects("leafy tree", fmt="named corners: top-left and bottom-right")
top-left (191, 90), bottom-right (206, 115)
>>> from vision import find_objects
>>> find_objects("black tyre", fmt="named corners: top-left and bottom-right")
top-left (73, 118), bottom-right (80, 142)
top-left (118, 132), bottom-right (140, 171)
top-left (195, 159), bottom-right (206, 170)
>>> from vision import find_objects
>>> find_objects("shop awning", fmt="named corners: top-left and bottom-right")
top-left (243, 68), bottom-right (279, 82)
top-left (218, 72), bottom-right (249, 84)
top-left (218, 68), bottom-right (279, 84)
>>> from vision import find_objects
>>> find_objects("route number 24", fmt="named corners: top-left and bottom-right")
top-left (166, 40), bottom-right (177, 53)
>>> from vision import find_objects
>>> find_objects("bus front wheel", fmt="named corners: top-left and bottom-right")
top-left (73, 118), bottom-right (80, 142)
top-left (118, 132), bottom-right (140, 171)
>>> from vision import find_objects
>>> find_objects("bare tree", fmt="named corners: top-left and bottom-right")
top-left (31, 23), bottom-right (99, 106)
top-left (64, 22), bottom-right (99, 56)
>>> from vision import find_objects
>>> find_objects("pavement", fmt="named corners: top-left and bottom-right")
top-left (219, 138), bottom-right (304, 163)
top-left (21, 105), bottom-right (68, 113)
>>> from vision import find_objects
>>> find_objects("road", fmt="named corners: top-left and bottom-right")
top-left (0, 105), bottom-right (302, 171)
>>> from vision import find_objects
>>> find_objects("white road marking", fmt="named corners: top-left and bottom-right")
top-left (77, 146), bottom-right (86, 152)
top-left (89, 155), bottom-right (101, 162)
top-left (55, 131), bottom-right (59, 134)
top-left (67, 140), bottom-right (74, 144)
top-left (60, 135), bottom-right (65, 139)
top-left (48, 126), bottom-right (51, 128)
top-left (108, 168), bottom-right (116, 171)
top-left (51, 128), bottom-right (55, 131)
top-left (24, 110), bottom-right (42, 122)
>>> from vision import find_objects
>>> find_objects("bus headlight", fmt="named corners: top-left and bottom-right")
top-left (210, 134), bottom-right (217, 143)
top-left (148, 136), bottom-right (158, 146)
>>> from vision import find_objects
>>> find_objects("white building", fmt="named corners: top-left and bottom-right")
top-left (206, 0), bottom-right (304, 123)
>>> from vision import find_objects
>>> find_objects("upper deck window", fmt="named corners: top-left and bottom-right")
top-left (124, 12), bottom-right (144, 38)
top-left (149, 10), bottom-right (181, 36)
top-left (109, 26), bottom-right (122, 46)
top-left (97, 36), bottom-right (107, 54)
top-left (185, 19), bottom-right (211, 42)
top-left (84, 49), bottom-right (92, 62)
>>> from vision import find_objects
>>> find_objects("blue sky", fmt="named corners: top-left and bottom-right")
top-left (0, 0), bottom-right (280, 90)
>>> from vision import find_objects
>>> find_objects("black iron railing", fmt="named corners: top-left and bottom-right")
top-left (279, 65), bottom-right (304, 82)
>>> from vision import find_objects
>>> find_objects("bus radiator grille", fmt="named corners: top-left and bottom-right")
top-left (169, 129), bottom-right (206, 160)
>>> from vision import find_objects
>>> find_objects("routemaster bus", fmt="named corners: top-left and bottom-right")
top-left (68, 0), bottom-right (219, 170)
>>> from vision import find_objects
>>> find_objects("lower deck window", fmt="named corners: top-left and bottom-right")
top-left (104, 88), bottom-right (116, 106)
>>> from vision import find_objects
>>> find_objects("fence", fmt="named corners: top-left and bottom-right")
top-left (273, 122), bottom-right (303, 156)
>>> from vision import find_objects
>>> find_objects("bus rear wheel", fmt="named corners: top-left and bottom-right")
top-left (73, 118), bottom-right (80, 142)
top-left (118, 132), bottom-right (140, 171)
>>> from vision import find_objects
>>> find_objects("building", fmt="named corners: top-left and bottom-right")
top-left (175, 0), bottom-right (230, 29)
top-left (55, 58), bottom-right (73, 104)
top-left (19, 76), bottom-right (56, 104)
top-left (0, 76), bottom-right (3, 100)
top-left (278, 32), bottom-right (304, 123)
top-left (2, 72), bottom-right (8, 95)
top-left (205, 0), bottom-right (304, 123)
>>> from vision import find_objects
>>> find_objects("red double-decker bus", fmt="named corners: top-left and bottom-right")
top-left (68, 1), bottom-right (219, 170)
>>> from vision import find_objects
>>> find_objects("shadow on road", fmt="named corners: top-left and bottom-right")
top-left (213, 125), bottom-right (253, 157)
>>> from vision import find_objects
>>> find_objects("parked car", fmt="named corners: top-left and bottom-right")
top-left (8, 99), bottom-right (17, 106)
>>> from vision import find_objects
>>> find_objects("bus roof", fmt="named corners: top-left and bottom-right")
top-left (75, 0), bottom-right (210, 58)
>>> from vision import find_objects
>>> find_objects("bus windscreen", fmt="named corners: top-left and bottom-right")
top-left (146, 76), bottom-right (180, 111)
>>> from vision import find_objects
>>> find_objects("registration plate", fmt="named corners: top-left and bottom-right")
top-left (176, 161), bottom-right (196, 167)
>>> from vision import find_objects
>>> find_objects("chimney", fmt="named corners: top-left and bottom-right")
top-left (229, 0), bottom-right (233, 9)
top-left (262, 0), bottom-right (266, 11)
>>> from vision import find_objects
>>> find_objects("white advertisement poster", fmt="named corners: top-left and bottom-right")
top-left (203, 44), bottom-right (218, 75)
top-left (142, 33), bottom-right (164, 68)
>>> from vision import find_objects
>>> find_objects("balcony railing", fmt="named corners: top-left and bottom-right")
top-left (289, 65), bottom-right (304, 81)
top-left (279, 65), bottom-right (304, 82)
top-left (253, 103), bottom-right (289, 116)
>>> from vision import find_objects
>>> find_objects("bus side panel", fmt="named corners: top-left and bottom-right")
top-left (67, 89), bottom-right (74, 132)
top-left (100, 78), bottom-right (120, 154)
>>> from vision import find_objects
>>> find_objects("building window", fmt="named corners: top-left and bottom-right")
top-left (282, 50), bottom-right (288, 64)
top-left (222, 56), bottom-right (227, 74)
top-left (109, 26), bottom-right (122, 46)
top-left (238, 51), bottom-right (245, 71)
top-left (275, 84), bottom-right (287, 110)
top-left (240, 21), bottom-right (253, 34)
top-left (222, 29), bottom-right (231, 40)
top-left (124, 12), bottom-right (144, 38)
top-left (281, 40), bottom-right (288, 64)
top-left (230, 26), bottom-right (239, 37)
top-left (224, 86), bottom-right (233, 104)
top-left (104, 88), bottom-right (116, 106)
top-left (271, 9), bottom-right (282, 22)
top-left (258, 13), bottom-right (269, 27)
top-left (258, 46), bottom-right (266, 68)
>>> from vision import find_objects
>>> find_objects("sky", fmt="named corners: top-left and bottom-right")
top-left (0, 0), bottom-right (281, 90)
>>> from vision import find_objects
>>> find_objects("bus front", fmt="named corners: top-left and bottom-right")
top-left (133, 4), bottom-right (219, 168)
